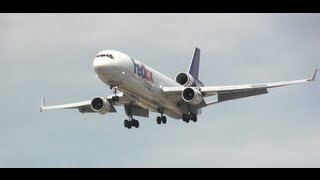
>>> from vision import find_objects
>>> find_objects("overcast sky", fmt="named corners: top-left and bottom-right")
top-left (0, 13), bottom-right (319, 168)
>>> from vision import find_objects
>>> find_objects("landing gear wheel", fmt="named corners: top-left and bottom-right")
top-left (161, 116), bottom-right (167, 124)
top-left (127, 121), bottom-right (132, 129)
top-left (135, 120), bottom-right (139, 128)
top-left (132, 119), bottom-right (139, 128)
top-left (190, 114), bottom-right (197, 122)
top-left (156, 116), bottom-right (161, 124)
top-left (112, 96), bottom-right (120, 102)
top-left (124, 119), bottom-right (129, 128)
top-left (182, 114), bottom-right (189, 122)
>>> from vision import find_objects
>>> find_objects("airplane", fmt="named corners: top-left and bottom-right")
top-left (40, 47), bottom-right (317, 129)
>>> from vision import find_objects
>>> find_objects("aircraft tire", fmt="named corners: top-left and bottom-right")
top-left (162, 116), bottom-right (167, 124)
top-left (156, 116), bottom-right (161, 124)
top-left (190, 114), bottom-right (197, 122)
top-left (182, 114), bottom-right (189, 122)
top-left (132, 119), bottom-right (139, 128)
top-left (124, 119), bottom-right (129, 128)
top-left (127, 122), bottom-right (132, 129)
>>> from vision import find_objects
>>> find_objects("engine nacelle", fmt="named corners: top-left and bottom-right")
top-left (90, 97), bottom-right (111, 115)
top-left (175, 72), bottom-right (195, 87)
top-left (181, 87), bottom-right (203, 105)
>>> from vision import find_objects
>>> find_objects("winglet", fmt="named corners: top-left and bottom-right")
top-left (40, 97), bottom-right (45, 112)
top-left (309, 68), bottom-right (317, 81)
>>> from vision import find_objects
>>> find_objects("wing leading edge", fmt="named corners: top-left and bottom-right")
top-left (40, 92), bottom-right (151, 118)
top-left (40, 96), bottom-right (120, 114)
top-left (162, 69), bottom-right (317, 105)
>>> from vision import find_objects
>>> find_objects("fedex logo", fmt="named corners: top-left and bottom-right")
top-left (131, 58), bottom-right (153, 83)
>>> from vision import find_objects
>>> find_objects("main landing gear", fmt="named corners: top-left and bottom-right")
top-left (124, 117), bottom-right (139, 129)
top-left (182, 113), bottom-right (197, 123)
top-left (124, 105), bottom-right (139, 129)
top-left (182, 105), bottom-right (197, 123)
top-left (156, 109), bottom-right (167, 125)
top-left (124, 112), bottom-right (139, 129)
top-left (110, 85), bottom-right (119, 102)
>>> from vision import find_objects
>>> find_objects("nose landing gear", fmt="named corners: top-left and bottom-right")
top-left (110, 85), bottom-right (120, 102)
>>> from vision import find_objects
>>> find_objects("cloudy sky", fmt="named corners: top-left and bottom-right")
top-left (0, 13), bottom-right (319, 168)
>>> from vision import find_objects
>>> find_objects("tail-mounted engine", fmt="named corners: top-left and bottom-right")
top-left (90, 97), bottom-right (111, 114)
top-left (181, 87), bottom-right (203, 105)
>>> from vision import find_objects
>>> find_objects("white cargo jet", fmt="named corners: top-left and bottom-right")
top-left (40, 48), bottom-right (317, 129)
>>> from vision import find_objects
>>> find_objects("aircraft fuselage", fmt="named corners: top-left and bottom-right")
top-left (93, 50), bottom-right (185, 119)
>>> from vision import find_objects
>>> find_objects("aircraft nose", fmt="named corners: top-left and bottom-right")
top-left (93, 57), bottom-right (107, 69)
top-left (93, 57), bottom-right (116, 80)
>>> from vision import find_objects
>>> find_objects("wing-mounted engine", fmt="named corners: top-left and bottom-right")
top-left (90, 97), bottom-right (111, 114)
top-left (181, 87), bottom-right (203, 105)
top-left (175, 72), bottom-right (203, 87)
top-left (176, 72), bottom-right (195, 86)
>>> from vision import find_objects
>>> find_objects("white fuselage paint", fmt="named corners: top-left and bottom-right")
top-left (93, 50), bottom-right (184, 119)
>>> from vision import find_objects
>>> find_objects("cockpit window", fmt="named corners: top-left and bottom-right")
top-left (96, 54), bottom-right (114, 59)
top-left (106, 54), bottom-right (114, 59)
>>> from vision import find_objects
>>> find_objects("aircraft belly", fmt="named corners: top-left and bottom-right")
top-left (118, 72), bottom-right (182, 119)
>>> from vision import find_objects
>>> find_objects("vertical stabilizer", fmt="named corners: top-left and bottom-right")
top-left (188, 47), bottom-right (201, 80)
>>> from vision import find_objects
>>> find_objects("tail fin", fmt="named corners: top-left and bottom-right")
top-left (188, 47), bottom-right (201, 80)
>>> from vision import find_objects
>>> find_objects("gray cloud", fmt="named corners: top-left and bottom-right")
top-left (0, 13), bottom-right (319, 167)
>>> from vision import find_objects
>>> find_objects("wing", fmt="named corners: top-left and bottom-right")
top-left (162, 69), bottom-right (317, 106)
top-left (40, 93), bottom-right (134, 114)
top-left (40, 98), bottom-right (96, 113)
